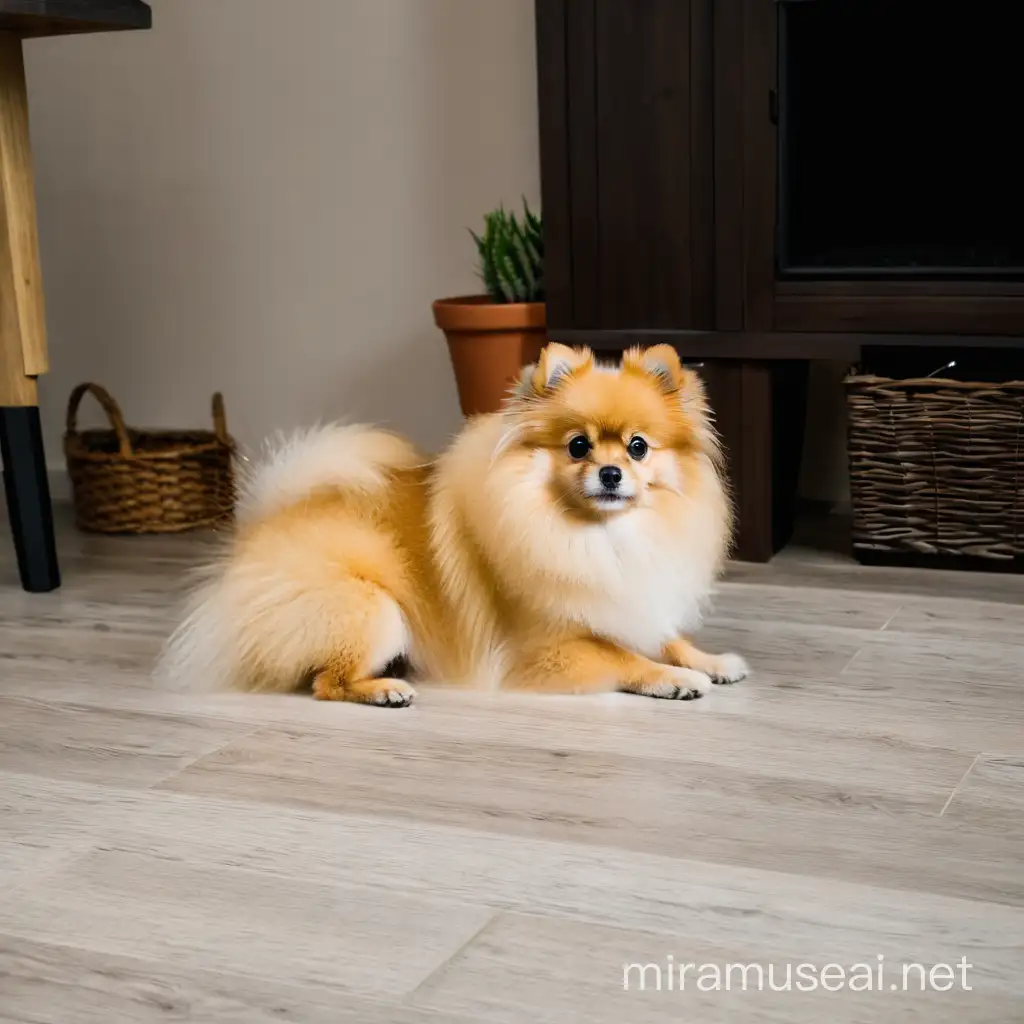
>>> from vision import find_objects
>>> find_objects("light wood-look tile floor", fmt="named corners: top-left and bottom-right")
top-left (1, 509), bottom-right (1022, 1022)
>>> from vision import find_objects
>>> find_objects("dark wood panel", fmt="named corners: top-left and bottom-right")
top-left (538, 0), bottom-right (1024, 344)
top-left (713, 0), bottom-right (745, 330)
top-left (774, 295), bottom-right (1024, 335)
top-left (705, 362), bottom-right (775, 562)
top-left (554, 326), bottom-right (857, 359)
top-left (777, 279), bottom-right (1024, 298)
top-left (740, 0), bottom-right (777, 330)
top-left (735, 363), bottom-right (773, 559)
top-left (699, 360), bottom-right (806, 562)
top-left (688, 0), bottom-right (715, 328)
top-left (769, 360), bottom-right (808, 553)
top-left (593, 0), bottom-right (702, 329)
top-left (549, 327), bottom-right (1024, 359)
top-left (536, 0), bottom-right (714, 333)
top-left (565, 0), bottom-right (600, 327)
top-left (535, 0), bottom-right (572, 329)
top-left (698, 362), bottom-right (747, 548)
top-left (0, 0), bottom-right (150, 34)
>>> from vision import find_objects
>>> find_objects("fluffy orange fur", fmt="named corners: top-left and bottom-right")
top-left (159, 344), bottom-right (749, 705)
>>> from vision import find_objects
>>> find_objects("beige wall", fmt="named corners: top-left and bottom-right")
top-left (24, 0), bottom-right (540, 473)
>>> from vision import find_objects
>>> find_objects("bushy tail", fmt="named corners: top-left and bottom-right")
top-left (156, 423), bottom-right (420, 693)
top-left (234, 422), bottom-right (422, 523)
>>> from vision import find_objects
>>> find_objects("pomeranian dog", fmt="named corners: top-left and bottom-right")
top-left (159, 343), bottom-right (749, 705)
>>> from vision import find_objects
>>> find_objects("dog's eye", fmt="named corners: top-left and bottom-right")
top-left (627, 436), bottom-right (648, 461)
top-left (567, 435), bottom-right (591, 460)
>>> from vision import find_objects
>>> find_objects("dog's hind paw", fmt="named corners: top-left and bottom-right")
top-left (313, 674), bottom-right (416, 707)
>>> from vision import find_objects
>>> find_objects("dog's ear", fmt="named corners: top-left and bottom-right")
top-left (624, 344), bottom-right (708, 407)
top-left (678, 364), bottom-right (711, 418)
top-left (511, 363), bottom-right (538, 401)
top-left (625, 345), bottom-right (718, 452)
top-left (623, 344), bottom-right (685, 394)
top-left (530, 343), bottom-right (593, 393)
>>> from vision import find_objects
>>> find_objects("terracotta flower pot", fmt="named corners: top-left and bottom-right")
top-left (432, 295), bottom-right (547, 417)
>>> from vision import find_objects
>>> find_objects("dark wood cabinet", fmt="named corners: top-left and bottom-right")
top-left (539, 0), bottom-right (1024, 345)
top-left (727, 0), bottom-right (1024, 338)
top-left (536, 0), bottom-right (804, 560)
top-left (535, 0), bottom-right (1024, 561)
top-left (538, 0), bottom-right (714, 334)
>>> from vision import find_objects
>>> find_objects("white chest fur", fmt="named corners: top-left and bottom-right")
top-left (565, 510), bottom-right (714, 657)
top-left (470, 439), bottom-right (726, 662)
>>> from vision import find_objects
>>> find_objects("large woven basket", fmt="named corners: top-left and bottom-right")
top-left (845, 374), bottom-right (1024, 562)
top-left (64, 382), bottom-right (236, 534)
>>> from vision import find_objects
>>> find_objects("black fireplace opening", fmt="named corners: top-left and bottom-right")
top-left (776, 0), bottom-right (1024, 280)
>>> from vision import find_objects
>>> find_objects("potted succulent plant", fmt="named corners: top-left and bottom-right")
top-left (432, 200), bottom-right (547, 416)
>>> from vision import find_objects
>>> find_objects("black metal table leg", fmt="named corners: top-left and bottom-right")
top-left (0, 405), bottom-right (60, 592)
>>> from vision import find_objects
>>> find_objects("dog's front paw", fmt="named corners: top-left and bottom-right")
top-left (704, 653), bottom-right (750, 685)
top-left (372, 681), bottom-right (417, 707)
top-left (627, 667), bottom-right (711, 701)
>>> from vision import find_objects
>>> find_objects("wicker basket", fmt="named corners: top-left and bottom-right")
top-left (64, 382), bottom-right (236, 534)
top-left (845, 374), bottom-right (1024, 563)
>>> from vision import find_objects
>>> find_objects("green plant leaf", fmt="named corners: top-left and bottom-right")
top-left (505, 218), bottom-right (533, 297)
top-left (471, 200), bottom-right (544, 303)
top-left (495, 257), bottom-right (518, 303)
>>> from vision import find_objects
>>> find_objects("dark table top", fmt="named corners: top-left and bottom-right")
top-left (0, 0), bottom-right (151, 36)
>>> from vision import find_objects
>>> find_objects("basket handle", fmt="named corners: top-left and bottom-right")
top-left (211, 392), bottom-right (231, 446)
top-left (66, 383), bottom-right (133, 457)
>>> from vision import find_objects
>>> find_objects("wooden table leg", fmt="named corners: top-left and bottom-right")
top-left (0, 31), bottom-right (59, 592)
top-left (700, 359), bottom-right (808, 563)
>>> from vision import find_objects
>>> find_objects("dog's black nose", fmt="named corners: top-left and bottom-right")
top-left (599, 465), bottom-right (622, 490)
